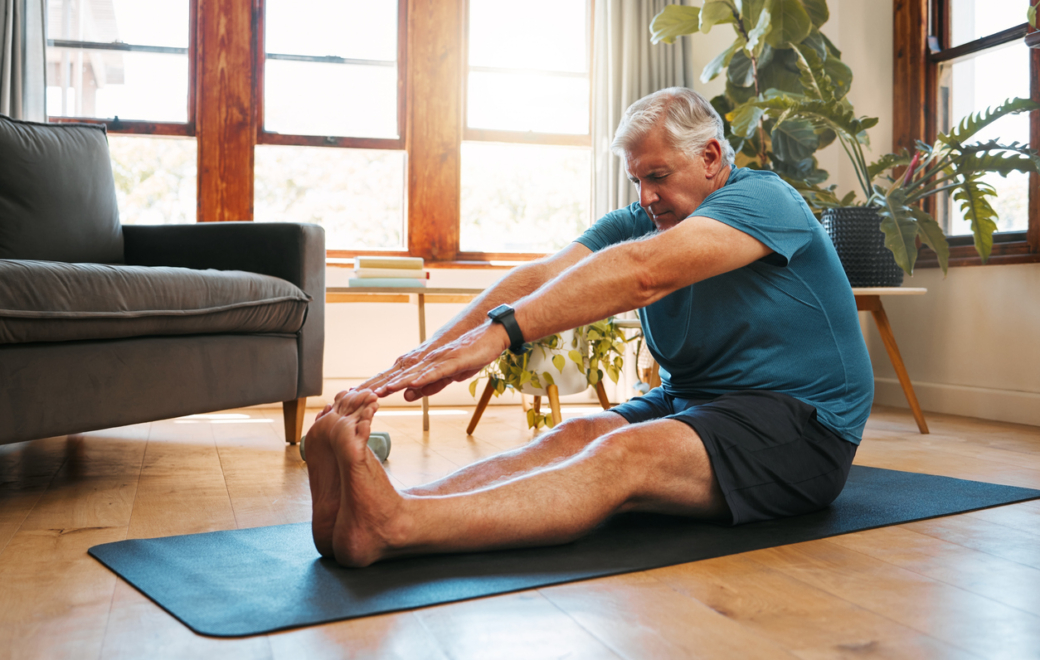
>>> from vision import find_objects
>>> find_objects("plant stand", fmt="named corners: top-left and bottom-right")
top-left (466, 381), bottom-right (612, 435)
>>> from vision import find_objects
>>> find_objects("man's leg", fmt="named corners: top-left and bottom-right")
top-left (405, 412), bottom-right (628, 496)
top-left (325, 395), bottom-right (728, 567)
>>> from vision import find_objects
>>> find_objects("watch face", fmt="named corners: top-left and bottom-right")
top-left (489, 304), bottom-right (513, 320)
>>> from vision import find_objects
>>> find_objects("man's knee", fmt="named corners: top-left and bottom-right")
top-left (532, 412), bottom-right (625, 455)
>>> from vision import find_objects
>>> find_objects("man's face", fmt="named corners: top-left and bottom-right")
top-left (624, 124), bottom-right (721, 231)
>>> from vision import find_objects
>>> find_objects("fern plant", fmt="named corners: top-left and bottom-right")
top-left (747, 48), bottom-right (1040, 275)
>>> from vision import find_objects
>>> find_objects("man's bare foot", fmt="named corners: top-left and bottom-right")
top-left (329, 398), bottom-right (413, 567)
top-left (308, 390), bottom-right (378, 558)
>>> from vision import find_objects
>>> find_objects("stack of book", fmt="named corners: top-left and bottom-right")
top-left (348, 256), bottom-right (428, 288)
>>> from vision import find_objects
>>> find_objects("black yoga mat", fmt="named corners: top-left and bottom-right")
top-left (90, 466), bottom-right (1040, 637)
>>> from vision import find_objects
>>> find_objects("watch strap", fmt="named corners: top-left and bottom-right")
top-left (487, 304), bottom-right (526, 354)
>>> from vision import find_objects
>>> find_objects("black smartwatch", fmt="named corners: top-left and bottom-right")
top-left (487, 304), bottom-right (527, 355)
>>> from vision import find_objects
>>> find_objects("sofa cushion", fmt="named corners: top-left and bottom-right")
top-left (0, 115), bottom-right (122, 264)
top-left (0, 260), bottom-right (312, 344)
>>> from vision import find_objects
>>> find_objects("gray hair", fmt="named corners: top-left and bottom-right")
top-left (611, 87), bottom-right (735, 166)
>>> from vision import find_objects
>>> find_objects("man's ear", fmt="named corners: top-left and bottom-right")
top-left (702, 139), bottom-right (725, 177)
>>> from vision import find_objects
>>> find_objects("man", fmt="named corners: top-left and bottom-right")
top-left (307, 87), bottom-right (873, 568)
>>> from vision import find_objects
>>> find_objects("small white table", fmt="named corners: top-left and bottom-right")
top-left (326, 287), bottom-right (485, 431)
top-left (851, 287), bottom-right (929, 434)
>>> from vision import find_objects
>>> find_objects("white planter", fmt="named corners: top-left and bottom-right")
top-left (519, 329), bottom-right (589, 397)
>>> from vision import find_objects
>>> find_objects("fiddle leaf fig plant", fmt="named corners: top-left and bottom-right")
top-left (468, 318), bottom-right (638, 429)
top-left (651, 0), bottom-right (853, 214)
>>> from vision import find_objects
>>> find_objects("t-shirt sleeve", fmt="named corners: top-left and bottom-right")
top-left (574, 202), bottom-right (652, 253)
top-left (692, 173), bottom-right (815, 266)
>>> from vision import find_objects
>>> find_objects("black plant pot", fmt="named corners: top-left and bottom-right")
top-left (822, 207), bottom-right (904, 287)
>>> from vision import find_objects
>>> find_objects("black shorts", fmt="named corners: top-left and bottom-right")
top-left (609, 389), bottom-right (857, 525)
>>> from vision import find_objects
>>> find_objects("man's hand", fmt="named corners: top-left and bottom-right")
top-left (354, 340), bottom-right (444, 395)
top-left (375, 322), bottom-right (510, 401)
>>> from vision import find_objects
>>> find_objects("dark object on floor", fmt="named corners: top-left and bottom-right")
top-left (0, 115), bottom-right (325, 445)
top-left (89, 466), bottom-right (1040, 637)
top-left (299, 432), bottom-right (391, 463)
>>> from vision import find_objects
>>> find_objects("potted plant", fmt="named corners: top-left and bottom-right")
top-left (468, 318), bottom-right (637, 429)
top-left (753, 72), bottom-right (1039, 278)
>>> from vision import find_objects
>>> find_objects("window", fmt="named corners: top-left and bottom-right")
top-left (459, 0), bottom-right (592, 257)
top-left (46, 0), bottom-right (197, 225)
top-left (894, 0), bottom-right (1039, 267)
top-left (254, 0), bottom-right (407, 251)
top-left (42, 1), bottom-right (594, 263)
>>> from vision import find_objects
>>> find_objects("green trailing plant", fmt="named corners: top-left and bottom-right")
top-left (651, 0), bottom-right (853, 213)
top-left (468, 318), bottom-right (638, 429)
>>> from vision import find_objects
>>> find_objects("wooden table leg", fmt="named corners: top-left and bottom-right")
top-left (594, 381), bottom-right (611, 410)
top-left (547, 384), bottom-right (562, 427)
top-left (865, 297), bottom-right (929, 434)
top-left (466, 380), bottom-right (496, 435)
top-left (417, 293), bottom-right (429, 432)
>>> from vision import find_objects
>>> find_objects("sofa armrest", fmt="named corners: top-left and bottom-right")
top-left (123, 222), bottom-right (325, 398)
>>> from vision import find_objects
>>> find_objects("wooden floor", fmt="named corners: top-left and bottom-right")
top-left (1, 404), bottom-right (1039, 660)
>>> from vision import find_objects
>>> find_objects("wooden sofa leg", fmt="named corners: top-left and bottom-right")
top-left (283, 397), bottom-right (307, 445)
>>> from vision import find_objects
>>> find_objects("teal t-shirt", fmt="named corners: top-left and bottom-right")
top-left (575, 167), bottom-right (873, 444)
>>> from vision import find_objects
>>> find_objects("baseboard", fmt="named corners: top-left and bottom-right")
top-left (873, 377), bottom-right (1040, 428)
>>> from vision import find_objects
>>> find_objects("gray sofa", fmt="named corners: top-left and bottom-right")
top-left (0, 115), bottom-right (324, 446)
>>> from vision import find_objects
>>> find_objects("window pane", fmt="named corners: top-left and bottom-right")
top-left (265, 0), bottom-right (396, 61)
top-left (254, 145), bottom-right (406, 250)
top-left (935, 41), bottom-right (1031, 235)
top-left (109, 135), bottom-right (196, 225)
top-left (263, 60), bottom-right (397, 138)
top-left (264, 0), bottom-right (398, 138)
top-left (47, 0), bottom-right (189, 48)
top-left (467, 72), bottom-right (589, 134)
top-left (468, 0), bottom-right (587, 73)
top-left (46, 48), bottom-right (188, 121)
top-left (949, 0), bottom-right (1027, 48)
top-left (46, 0), bottom-right (189, 120)
top-left (460, 142), bottom-right (590, 253)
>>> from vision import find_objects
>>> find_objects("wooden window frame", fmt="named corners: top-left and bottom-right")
top-left (894, 0), bottom-right (1040, 268)
top-left (46, 1), bottom-right (198, 137)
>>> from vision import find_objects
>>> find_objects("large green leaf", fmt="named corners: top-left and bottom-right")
top-left (757, 47), bottom-right (804, 95)
top-left (822, 54), bottom-right (852, 100)
top-left (728, 48), bottom-right (755, 87)
top-left (939, 97), bottom-right (1040, 147)
top-left (745, 5), bottom-right (772, 55)
top-left (802, 0), bottom-right (829, 27)
top-left (744, 0), bottom-right (770, 30)
top-left (956, 141), bottom-right (1040, 178)
top-left (1028, 2), bottom-right (1036, 28)
top-left (821, 31), bottom-right (841, 58)
top-left (701, 37), bottom-right (745, 84)
top-left (650, 5), bottom-right (700, 44)
top-left (872, 190), bottom-right (919, 275)
top-left (952, 178), bottom-right (999, 262)
top-left (727, 79), bottom-right (758, 104)
top-left (765, 0), bottom-right (812, 48)
top-left (772, 118), bottom-right (819, 162)
top-left (800, 27), bottom-right (827, 59)
top-left (867, 151), bottom-right (912, 181)
top-left (792, 43), bottom-right (833, 100)
top-left (729, 101), bottom-right (766, 138)
top-left (700, 0), bottom-right (738, 33)
top-left (909, 207), bottom-right (950, 276)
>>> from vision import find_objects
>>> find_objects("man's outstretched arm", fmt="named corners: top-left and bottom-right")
top-left (357, 243), bottom-right (592, 396)
top-left (376, 217), bottom-right (771, 400)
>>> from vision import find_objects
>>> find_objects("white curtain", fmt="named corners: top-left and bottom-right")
top-left (592, 0), bottom-right (697, 219)
top-left (0, 0), bottom-right (46, 120)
